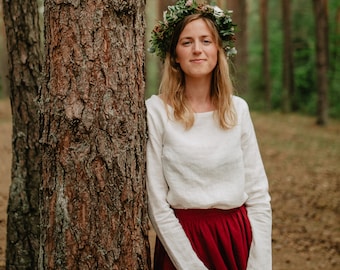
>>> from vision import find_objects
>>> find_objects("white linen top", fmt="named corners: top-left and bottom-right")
top-left (146, 95), bottom-right (272, 270)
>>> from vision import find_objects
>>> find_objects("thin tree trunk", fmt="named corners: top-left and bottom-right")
top-left (313, 0), bottom-right (329, 125)
top-left (282, 0), bottom-right (295, 113)
top-left (329, 7), bottom-right (340, 83)
top-left (3, 0), bottom-right (42, 268)
top-left (159, 0), bottom-right (177, 14)
top-left (39, 0), bottom-right (150, 269)
top-left (226, 0), bottom-right (249, 94)
top-left (260, 0), bottom-right (272, 110)
top-left (216, 0), bottom-right (226, 9)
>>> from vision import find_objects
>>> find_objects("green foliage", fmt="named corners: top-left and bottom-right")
top-left (246, 0), bottom-right (340, 118)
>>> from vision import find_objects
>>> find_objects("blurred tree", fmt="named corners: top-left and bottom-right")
top-left (328, 1), bottom-right (339, 117)
top-left (226, 0), bottom-right (249, 94)
top-left (216, 0), bottom-right (226, 9)
top-left (145, 0), bottom-right (160, 98)
top-left (159, 0), bottom-right (177, 13)
top-left (330, 5), bottom-right (340, 84)
top-left (39, 0), bottom-right (150, 268)
top-left (3, 0), bottom-right (42, 268)
top-left (260, 0), bottom-right (272, 110)
top-left (313, 0), bottom-right (329, 125)
top-left (282, 0), bottom-right (295, 113)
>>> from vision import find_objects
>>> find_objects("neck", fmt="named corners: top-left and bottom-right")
top-left (184, 76), bottom-right (214, 113)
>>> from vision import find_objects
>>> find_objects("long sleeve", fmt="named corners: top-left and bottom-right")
top-left (239, 100), bottom-right (272, 270)
top-left (146, 97), bottom-right (208, 270)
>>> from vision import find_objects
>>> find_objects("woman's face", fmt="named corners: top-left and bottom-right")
top-left (175, 18), bottom-right (218, 80)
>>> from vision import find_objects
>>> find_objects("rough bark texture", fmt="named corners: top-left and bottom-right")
top-left (313, 0), bottom-right (329, 125)
top-left (0, 3), bottom-right (10, 97)
top-left (281, 0), bottom-right (295, 113)
top-left (260, 0), bottom-right (272, 110)
top-left (2, 0), bottom-right (42, 268)
top-left (39, 0), bottom-right (150, 269)
top-left (226, 0), bottom-right (249, 94)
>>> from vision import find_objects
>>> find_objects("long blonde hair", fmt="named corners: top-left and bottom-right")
top-left (159, 14), bottom-right (237, 130)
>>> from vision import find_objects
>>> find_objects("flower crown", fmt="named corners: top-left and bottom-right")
top-left (149, 0), bottom-right (237, 60)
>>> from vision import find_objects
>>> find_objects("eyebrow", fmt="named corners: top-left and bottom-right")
top-left (179, 35), bottom-right (212, 40)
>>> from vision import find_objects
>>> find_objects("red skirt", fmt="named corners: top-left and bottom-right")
top-left (154, 206), bottom-right (252, 270)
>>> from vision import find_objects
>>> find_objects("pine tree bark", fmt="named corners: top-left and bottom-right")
top-left (39, 0), bottom-right (150, 269)
top-left (313, 0), bottom-right (329, 125)
top-left (3, 0), bottom-right (42, 268)
top-left (0, 4), bottom-right (10, 97)
top-left (281, 0), bottom-right (295, 113)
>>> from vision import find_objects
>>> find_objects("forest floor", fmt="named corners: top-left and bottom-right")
top-left (0, 98), bottom-right (339, 269)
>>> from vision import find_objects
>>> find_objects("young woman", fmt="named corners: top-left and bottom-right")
top-left (146, 1), bottom-right (272, 269)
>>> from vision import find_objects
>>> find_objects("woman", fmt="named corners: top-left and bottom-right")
top-left (146, 1), bottom-right (272, 269)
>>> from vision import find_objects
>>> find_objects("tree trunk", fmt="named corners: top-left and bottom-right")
top-left (281, 0), bottom-right (295, 113)
top-left (0, 3), bottom-right (10, 97)
top-left (3, 0), bottom-right (42, 268)
top-left (159, 0), bottom-right (177, 14)
top-left (39, 0), bottom-right (150, 269)
top-left (216, 0), bottom-right (226, 9)
top-left (226, 0), bottom-right (249, 94)
top-left (313, 0), bottom-right (329, 125)
top-left (260, 0), bottom-right (272, 110)
top-left (329, 7), bottom-right (340, 83)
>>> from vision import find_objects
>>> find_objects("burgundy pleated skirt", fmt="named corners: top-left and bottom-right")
top-left (154, 205), bottom-right (252, 270)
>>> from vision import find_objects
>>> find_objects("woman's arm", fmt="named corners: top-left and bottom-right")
top-left (146, 97), bottom-right (208, 270)
top-left (238, 99), bottom-right (272, 270)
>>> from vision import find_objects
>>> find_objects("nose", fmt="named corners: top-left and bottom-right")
top-left (193, 41), bottom-right (202, 54)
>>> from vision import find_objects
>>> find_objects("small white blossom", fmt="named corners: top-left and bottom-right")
top-left (163, 11), bottom-right (168, 23)
top-left (228, 47), bottom-right (237, 56)
top-left (213, 6), bottom-right (224, 17)
top-left (186, 0), bottom-right (193, 6)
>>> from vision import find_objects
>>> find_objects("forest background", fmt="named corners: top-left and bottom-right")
top-left (145, 0), bottom-right (340, 121)
top-left (0, 0), bottom-right (339, 269)
top-left (0, 1), bottom-right (340, 118)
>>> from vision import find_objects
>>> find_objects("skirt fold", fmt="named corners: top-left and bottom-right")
top-left (154, 206), bottom-right (252, 270)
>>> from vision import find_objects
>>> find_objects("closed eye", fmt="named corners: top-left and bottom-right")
top-left (203, 39), bottom-right (212, 45)
top-left (182, 41), bottom-right (192, 46)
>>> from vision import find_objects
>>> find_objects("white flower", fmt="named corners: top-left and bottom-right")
top-left (163, 11), bottom-right (168, 23)
top-left (186, 0), bottom-right (193, 6)
top-left (227, 47), bottom-right (237, 56)
top-left (213, 6), bottom-right (224, 17)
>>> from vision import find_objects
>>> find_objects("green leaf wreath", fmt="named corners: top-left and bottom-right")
top-left (149, 0), bottom-right (237, 60)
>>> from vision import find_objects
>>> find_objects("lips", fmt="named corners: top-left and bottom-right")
top-left (190, 59), bottom-right (206, 63)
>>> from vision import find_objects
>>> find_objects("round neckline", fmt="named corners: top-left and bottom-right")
top-left (194, 110), bottom-right (215, 117)
top-left (194, 110), bottom-right (216, 115)
top-left (153, 95), bottom-right (215, 116)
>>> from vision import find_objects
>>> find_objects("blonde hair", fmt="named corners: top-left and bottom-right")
top-left (159, 14), bottom-right (237, 130)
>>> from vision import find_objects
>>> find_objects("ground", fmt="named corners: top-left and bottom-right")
top-left (0, 98), bottom-right (339, 269)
